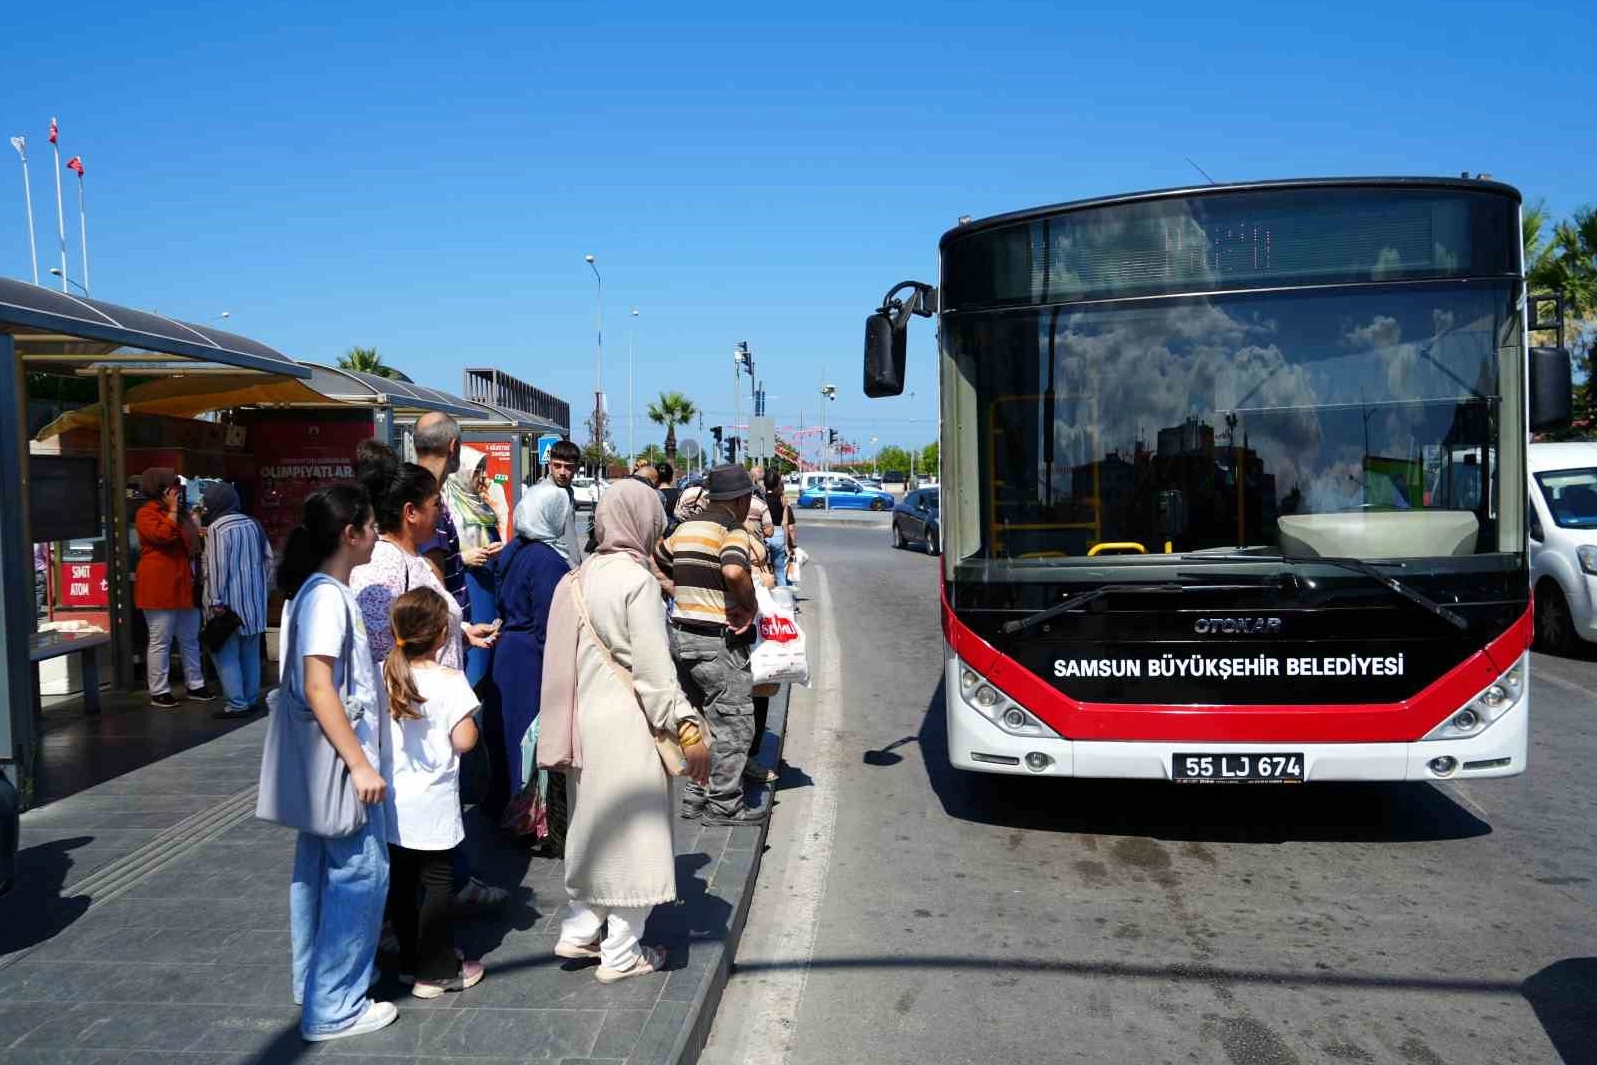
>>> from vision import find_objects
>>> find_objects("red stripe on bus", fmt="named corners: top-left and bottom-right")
top-left (940, 588), bottom-right (1531, 744)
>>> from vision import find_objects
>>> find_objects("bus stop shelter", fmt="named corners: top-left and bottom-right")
top-left (0, 278), bottom-right (311, 806)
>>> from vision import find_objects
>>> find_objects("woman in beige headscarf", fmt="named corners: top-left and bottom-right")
top-left (543, 478), bottom-right (710, 983)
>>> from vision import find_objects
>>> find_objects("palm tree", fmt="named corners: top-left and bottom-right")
top-left (338, 345), bottom-right (400, 380)
top-left (646, 391), bottom-right (699, 458)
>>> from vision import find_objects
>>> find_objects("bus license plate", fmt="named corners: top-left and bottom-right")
top-left (1173, 753), bottom-right (1303, 783)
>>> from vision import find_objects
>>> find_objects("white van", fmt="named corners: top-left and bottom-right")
top-left (798, 471), bottom-right (854, 493)
top-left (1529, 441), bottom-right (1597, 653)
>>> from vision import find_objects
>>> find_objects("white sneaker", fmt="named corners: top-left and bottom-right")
top-left (302, 999), bottom-right (398, 1042)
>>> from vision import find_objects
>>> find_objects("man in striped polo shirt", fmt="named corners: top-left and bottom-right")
top-left (655, 464), bottom-right (765, 826)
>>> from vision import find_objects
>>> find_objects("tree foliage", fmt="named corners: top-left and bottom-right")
top-left (874, 445), bottom-right (913, 474)
top-left (646, 391), bottom-right (699, 457)
top-left (920, 441), bottom-right (939, 476)
top-left (1526, 202), bottom-right (1597, 435)
top-left (338, 346), bottom-right (401, 380)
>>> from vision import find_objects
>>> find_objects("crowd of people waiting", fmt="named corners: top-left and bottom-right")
top-left (215, 414), bottom-right (798, 1041)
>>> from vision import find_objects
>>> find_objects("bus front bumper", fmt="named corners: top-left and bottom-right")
top-left (943, 658), bottom-right (1528, 783)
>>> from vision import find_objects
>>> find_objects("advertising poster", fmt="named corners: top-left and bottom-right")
top-left (473, 438), bottom-right (516, 542)
top-left (246, 416), bottom-right (374, 549)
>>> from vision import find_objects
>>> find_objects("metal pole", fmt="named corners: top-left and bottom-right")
top-left (628, 309), bottom-right (637, 468)
top-left (587, 256), bottom-right (603, 467)
top-left (100, 369), bottom-right (134, 691)
top-left (76, 170), bottom-right (88, 295)
top-left (50, 125), bottom-right (67, 293)
top-left (11, 138), bottom-right (38, 285)
top-left (0, 335), bottom-right (37, 803)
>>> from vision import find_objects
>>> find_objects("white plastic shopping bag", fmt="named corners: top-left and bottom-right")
top-left (751, 586), bottom-right (810, 687)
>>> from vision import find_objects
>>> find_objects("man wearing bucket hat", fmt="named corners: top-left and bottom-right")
top-left (654, 464), bottom-right (765, 825)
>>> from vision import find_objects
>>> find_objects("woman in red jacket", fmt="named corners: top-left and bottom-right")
top-left (135, 468), bottom-right (213, 707)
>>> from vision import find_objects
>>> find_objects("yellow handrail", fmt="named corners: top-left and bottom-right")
top-left (1087, 541), bottom-right (1147, 556)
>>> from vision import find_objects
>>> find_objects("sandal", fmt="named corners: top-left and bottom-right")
top-left (596, 946), bottom-right (667, 984)
top-left (555, 936), bottom-right (602, 960)
top-left (450, 877), bottom-right (510, 910)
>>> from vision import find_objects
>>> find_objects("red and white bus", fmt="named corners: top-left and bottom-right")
top-left (863, 178), bottom-right (1571, 783)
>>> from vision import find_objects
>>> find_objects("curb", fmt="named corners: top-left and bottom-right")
top-left (667, 680), bottom-right (791, 1065)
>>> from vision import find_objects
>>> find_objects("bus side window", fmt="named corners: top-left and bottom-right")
top-left (1529, 495), bottom-right (1544, 542)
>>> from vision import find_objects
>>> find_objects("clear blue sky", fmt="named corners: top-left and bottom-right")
top-left (4, 0), bottom-right (1593, 456)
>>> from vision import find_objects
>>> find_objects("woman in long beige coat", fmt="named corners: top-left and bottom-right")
top-left (547, 478), bottom-right (710, 982)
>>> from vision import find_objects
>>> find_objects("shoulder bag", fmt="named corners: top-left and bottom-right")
top-left (255, 575), bottom-right (373, 838)
top-left (568, 570), bottom-right (700, 777)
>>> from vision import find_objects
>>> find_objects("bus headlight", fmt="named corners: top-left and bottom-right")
top-left (1422, 660), bottom-right (1524, 741)
top-left (954, 658), bottom-right (1056, 738)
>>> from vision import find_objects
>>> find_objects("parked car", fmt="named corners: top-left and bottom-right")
top-left (571, 474), bottom-right (605, 510)
top-left (797, 477), bottom-right (893, 511)
top-left (881, 470), bottom-right (907, 487)
top-left (892, 488), bottom-right (940, 554)
top-left (858, 476), bottom-right (884, 491)
top-left (1529, 441), bottom-right (1597, 653)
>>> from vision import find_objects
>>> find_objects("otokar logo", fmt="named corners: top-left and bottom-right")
top-left (1193, 616), bottom-right (1282, 636)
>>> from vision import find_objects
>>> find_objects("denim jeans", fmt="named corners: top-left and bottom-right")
top-left (144, 608), bottom-right (203, 695)
top-left (210, 630), bottom-right (262, 711)
top-left (768, 527), bottom-right (789, 587)
top-left (291, 803), bottom-right (390, 1037)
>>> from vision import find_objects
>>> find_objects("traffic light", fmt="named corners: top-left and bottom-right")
top-left (727, 436), bottom-right (740, 462)
top-left (711, 425), bottom-right (723, 452)
top-left (828, 428), bottom-right (839, 445)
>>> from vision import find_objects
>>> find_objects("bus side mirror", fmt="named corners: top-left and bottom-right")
top-left (1529, 346), bottom-right (1573, 433)
top-left (864, 312), bottom-right (906, 398)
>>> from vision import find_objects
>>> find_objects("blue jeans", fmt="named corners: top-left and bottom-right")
top-left (768, 527), bottom-right (789, 587)
top-left (211, 630), bottom-right (262, 711)
top-left (291, 803), bottom-right (390, 1037)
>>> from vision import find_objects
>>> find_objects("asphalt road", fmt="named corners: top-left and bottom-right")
top-left (703, 524), bottom-right (1597, 1065)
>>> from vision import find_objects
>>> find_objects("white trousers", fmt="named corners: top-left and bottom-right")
top-left (558, 899), bottom-right (651, 971)
top-left (145, 608), bottom-right (204, 695)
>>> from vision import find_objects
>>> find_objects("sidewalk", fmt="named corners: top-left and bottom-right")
top-left (0, 689), bottom-right (789, 1065)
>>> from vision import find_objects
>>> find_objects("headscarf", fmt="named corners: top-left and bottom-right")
top-left (674, 485), bottom-right (708, 523)
top-left (538, 479), bottom-right (667, 773)
top-left (139, 467), bottom-right (177, 501)
top-left (444, 446), bottom-right (499, 553)
top-left (514, 480), bottom-right (575, 567)
top-left (200, 482), bottom-right (240, 527)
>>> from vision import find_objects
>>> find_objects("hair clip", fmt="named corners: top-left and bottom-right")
top-left (394, 636), bottom-right (407, 648)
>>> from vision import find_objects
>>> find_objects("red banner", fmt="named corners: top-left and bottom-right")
top-left (58, 561), bottom-right (108, 608)
top-left (246, 417), bottom-right (374, 550)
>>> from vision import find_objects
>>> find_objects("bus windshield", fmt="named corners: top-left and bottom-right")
top-left (943, 280), bottom-right (1525, 572)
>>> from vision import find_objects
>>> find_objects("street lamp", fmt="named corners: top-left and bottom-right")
top-left (47, 267), bottom-right (86, 295)
top-left (628, 308), bottom-right (638, 468)
top-left (584, 254), bottom-right (603, 467)
top-left (820, 383), bottom-right (837, 509)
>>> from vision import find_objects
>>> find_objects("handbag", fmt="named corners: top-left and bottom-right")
top-left (568, 571), bottom-right (698, 777)
top-left (201, 608), bottom-right (244, 653)
top-left (255, 575), bottom-right (372, 838)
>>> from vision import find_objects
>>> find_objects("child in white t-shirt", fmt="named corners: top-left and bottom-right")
top-left (382, 587), bottom-right (485, 998)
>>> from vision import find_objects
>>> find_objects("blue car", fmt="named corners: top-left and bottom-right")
top-left (797, 477), bottom-right (894, 512)
top-left (891, 487), bottom-right (940, 554)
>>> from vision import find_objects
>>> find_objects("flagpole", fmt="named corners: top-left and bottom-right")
top-left (75, 164), bottom-right (88, 295)
top-left (9, 137), bottom-right (37, 284)
top-left (50, 118), bottom-right (66, 293)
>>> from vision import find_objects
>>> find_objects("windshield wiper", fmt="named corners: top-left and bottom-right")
top-left (1001, 582), bottom-right (1259, 636)
top-left (1185, 554), bottom-right (1468, 631)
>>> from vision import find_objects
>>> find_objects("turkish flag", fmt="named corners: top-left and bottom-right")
top-left (66, 156), bottom-right (83, 177)
top-left (49, 117), bottom-right (58, 144)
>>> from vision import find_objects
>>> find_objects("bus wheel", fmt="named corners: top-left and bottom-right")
top-left (1535, 581), bottom-right (1576, 655)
